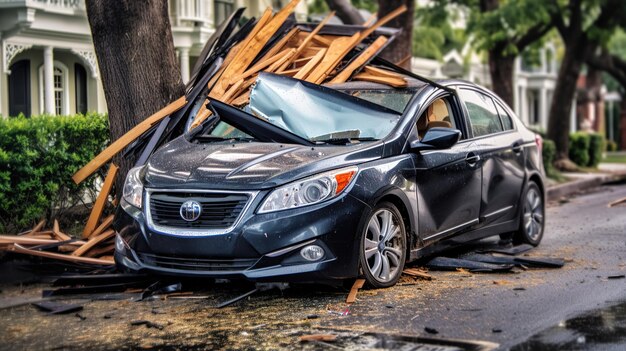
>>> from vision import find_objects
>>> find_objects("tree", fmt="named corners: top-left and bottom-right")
top-left (377, 0), bottom-right (415, 69)
top-left (468, 0), bottom-right (553, 108)
top-left (324, 0), bottom-right (365, 24)
top-left (85, 0), bottom-right (185, 195)
top-left (547, 0), bottom-right (626, 160)
top-left (586, 30), bottom-right (626, 149)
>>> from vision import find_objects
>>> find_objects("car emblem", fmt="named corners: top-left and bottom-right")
top-left (180, 200), bottom-right (202, 222)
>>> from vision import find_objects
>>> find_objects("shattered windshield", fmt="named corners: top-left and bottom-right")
top-left (341, 89), bottom-right (415, 114)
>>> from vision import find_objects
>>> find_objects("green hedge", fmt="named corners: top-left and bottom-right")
top-left (569, 132), bottom-right (591, 167)
top-left (588, 133), bottom-right (604, 168)
top-left (0, 114), bottom-right (109, 233)
top-left (542, 139), bottom-right (559, 178)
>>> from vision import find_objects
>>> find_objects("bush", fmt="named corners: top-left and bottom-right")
top-left (606, 140), bottom-right (618, 152)
top-left (587, 133), bottom-right (605, 168)
top-left (569, 132), bottom-right (590, 167)
top-left (0, 113), bottom-right (109, 233)
top-left (542, 139), bottom-right (559, 178)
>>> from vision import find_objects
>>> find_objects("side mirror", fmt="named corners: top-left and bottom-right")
top-left (410, 127), bottom-right (461, 151)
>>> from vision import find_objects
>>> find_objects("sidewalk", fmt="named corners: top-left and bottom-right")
top-left (546, 162), bottom-right (626, 201)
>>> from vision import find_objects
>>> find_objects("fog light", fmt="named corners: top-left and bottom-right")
top-left (300, 245), bottom-right (325, 261)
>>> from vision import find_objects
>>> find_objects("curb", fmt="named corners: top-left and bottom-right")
top-left (547, 173), bottom-right (626, 201)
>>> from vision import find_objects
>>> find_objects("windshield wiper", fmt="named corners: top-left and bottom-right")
top-left (315, 137), bottom-right (378, 145)
top-left (193, 135), bottom-right (256, 143)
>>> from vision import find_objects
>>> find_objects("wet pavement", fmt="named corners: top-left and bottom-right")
top-left (0, 182), bottom-right (625, 350)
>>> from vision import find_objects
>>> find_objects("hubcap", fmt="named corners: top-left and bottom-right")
top-left (523, 188), bottom-right (543, 241)
top-left (363, 209), bottom-right (403, 283)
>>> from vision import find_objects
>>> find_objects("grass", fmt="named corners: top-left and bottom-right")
top-left (603, 154), bottom-right (626, 164)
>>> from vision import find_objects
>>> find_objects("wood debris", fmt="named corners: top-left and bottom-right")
top-left (346, 278), bottom-right (366, 303)
top-left (402, 268), bottom-right (434, 280)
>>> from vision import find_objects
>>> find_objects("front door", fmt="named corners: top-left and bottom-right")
top-left (8, 60), bottom-right (31, 117)
top-left (413, 94), bottom-right (482, 243)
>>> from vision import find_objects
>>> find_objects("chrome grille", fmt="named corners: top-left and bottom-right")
top-left (149, 191), bottom-right (248, 229)
top-left (137, 252), bottom-right (258, 271)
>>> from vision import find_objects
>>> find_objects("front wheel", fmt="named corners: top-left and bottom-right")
top-left (513, 181), bottom-right (545, 246)
top-left (359, 202), bottom-right (407, 288)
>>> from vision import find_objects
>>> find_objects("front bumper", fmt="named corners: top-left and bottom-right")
top-left (114, 192), bottom-right (370, 282)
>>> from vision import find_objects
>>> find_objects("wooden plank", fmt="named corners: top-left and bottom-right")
top-left (24, 230), bottom-right (54, 238)
top-left (353, 73), bottom-right (407, 87)
top-left (0, 235), bottom-right (85, 246)
top-left (363, 65), bottom-right (404, 78)
top-left (346, 278), bottom-right (366, 303)
top-left (31, 220), bottom-right (46, 234)
top-left (403, 268), bottom-right (433, 280)
top-left (358, 5), bottom-right (407, 42)
top-left (294, 48), bottom-right (327, 80)
top-left (311, 34), bottom-right (332, 46)
top-left (230, 91), bottom-right (251, 107)
top-left (82, 164), bottom-right (118, 238)
top-left (72, 97), bottom-right (186, 184)
top-left (11, 244), bottom-right (114, 265)
top-left (229, 48), bottom-right (291, 84)
top-left (267, 48), bottom-right (296, 72)
top-left (52, 220), bottom-right (72, 241)
top-left (85, 243), bottom-right (115, 258)
top-left (277, 11), bottom-right (334, 70)
top-left (87, 215), bottom-right (114, 240)
top-left (329, 36), bottom-right (388, 84)
top-left (72, 229), bottom-right (115, 257)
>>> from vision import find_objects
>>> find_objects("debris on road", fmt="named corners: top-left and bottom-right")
top-left (426, 257), bottom-right (514, 273)
top-left (403, 268), bottom-right (434, 280)
top-left (462, 253), bottom-right (565, 269)
top-left (346, 278), bottom-right (365, 304)
top-left (32, 301), bottom-right (84, 315)
top-left (424, 327), bottom-right (439, 334)
top-left (299, 334), bottom-right (338, 342)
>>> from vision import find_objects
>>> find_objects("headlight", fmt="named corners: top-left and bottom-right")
top-left (258, 166), bottom-right (358, 213)
top-left (122, 166), bottom-right (144, 209)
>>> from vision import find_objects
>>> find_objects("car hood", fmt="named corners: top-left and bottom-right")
top-left (143, 137), bottom-right (383, 190)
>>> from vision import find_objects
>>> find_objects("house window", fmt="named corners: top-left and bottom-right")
top-left (39, 61), bottom-right (69, 115)
top-left (214, 0), bottom-right (234, 26)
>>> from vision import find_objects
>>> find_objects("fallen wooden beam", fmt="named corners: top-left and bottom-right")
top-left (353, 72), bottom-right (407, 88)
top-left (299, 334), bottom-right (338, 342)
top-left (346, 278), bottom-right (366, 303)
top-left (72, 229), bottom-right (115, 257)
top-left (293, 48), bottom-right (327, 80)
top-left (329, 36), bottom-right (388, 84)
top-left (403, 268), bottom-right (433, 280)
top-left (31, 220), bottom-right (46, 235)
top-left (52, 220), bottom-right (72, 241)
top-left (0, 235), bottom-right (85, 246)
top-left (85, 243), bottom-right (115, 258)
top-left (277, 11), bottom-right (335, 71)
top-left (72, 96), bottom-right (187, 184)
top-left (82, 164), bottom-right (118, 238)
top-left (11, 244), bottom-right (114, 265)
top-left (88, 214), bottom-right (114, 240)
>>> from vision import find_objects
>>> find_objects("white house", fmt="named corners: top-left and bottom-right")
top-left (0, 0), bottom-right (307, 117)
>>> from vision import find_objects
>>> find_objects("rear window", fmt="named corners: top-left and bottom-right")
top-left (495, 103), bottom-right (514, 130)
top-left (459, 89), bottom-right (503, 137)
top-left (341, 89), bottom-right (416, 113)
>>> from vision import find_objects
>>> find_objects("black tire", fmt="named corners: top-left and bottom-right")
top-left (359, 202), bottom-right (407, 288)
top-left (513, 181), bottom-right (545, 246)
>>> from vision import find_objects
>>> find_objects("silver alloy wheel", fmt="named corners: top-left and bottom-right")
top-left (363, 209), bottom-right (403, 283)
top-left (523, 187), bottom-right (543, 241)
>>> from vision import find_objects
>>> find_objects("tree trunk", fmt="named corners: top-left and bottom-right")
top-left (377, 0), bottom-right (415, 70)
top-left (547, 42), bottom-right (587, 160)
top-left (324, 0), bottom-right (364, 25)
top-left (488, 51), bottom-right (515, 108)
top-left (85, 0), bottom-right (185, 197)
top-left (620, 97), bottom-right (626, 150)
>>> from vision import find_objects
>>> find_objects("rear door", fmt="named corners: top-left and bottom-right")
top-left (412, 93), bottom-right (482, 243)
top-left (457, 88), bottom-right (525, 225)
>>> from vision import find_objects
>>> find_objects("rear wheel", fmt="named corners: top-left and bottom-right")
top-left (513, 182), bottom-right (544, 246)
top-left (359, 202), bottom-right (407, 288)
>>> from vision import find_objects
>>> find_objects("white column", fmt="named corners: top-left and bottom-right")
top-left (520, 87), bottom-right (528, 125)
top-left (570, 99), bottom-right (577, 133)
top-left (179, 47), bottom-right (190, 83)
top-left (43, 46), bottom-right (55, 115)
top-left (540, 87), bottom-right (548, 130)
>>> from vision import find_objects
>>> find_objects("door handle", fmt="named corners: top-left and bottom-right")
top-left (465, 153), bottom-right (481, 164)
top-left (512, 142), bottom-right (523, 154)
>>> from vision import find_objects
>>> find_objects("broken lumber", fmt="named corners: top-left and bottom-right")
top-left (88, 214), bottom-right (114, 240)
top-left (299, 334), bottom-right (338, 342)
top-left (71, 96), bottom-right (186, 184)
top-left (72, 229), bottom-right (115, 257)
top-left (403, 268), bottom-right (433, 280)
top-left (11, 244), bottom-right (114, 265)
top-left (52, 220), bottom-right (72, 241)
top-left (0, 235), bottom-right (85, 246)
top-left (83, 164), bottom-right (118, 238)
top-left (329, 36), bottom-right (388, 84)
top-left (346, 278), bottom-right (366, 304)
top-left (31, 220), bottom-right (46, 235)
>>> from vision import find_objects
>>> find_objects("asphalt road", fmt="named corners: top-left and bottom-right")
top-left (1, 182), bottom-right (625, 350)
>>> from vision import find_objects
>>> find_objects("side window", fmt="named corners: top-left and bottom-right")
top-left (416, 97), bottom-right (459, 139)
top-left (459, 89), bottom-right (503, 137)
top-left (495, 103), bottom-right (514, 130)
